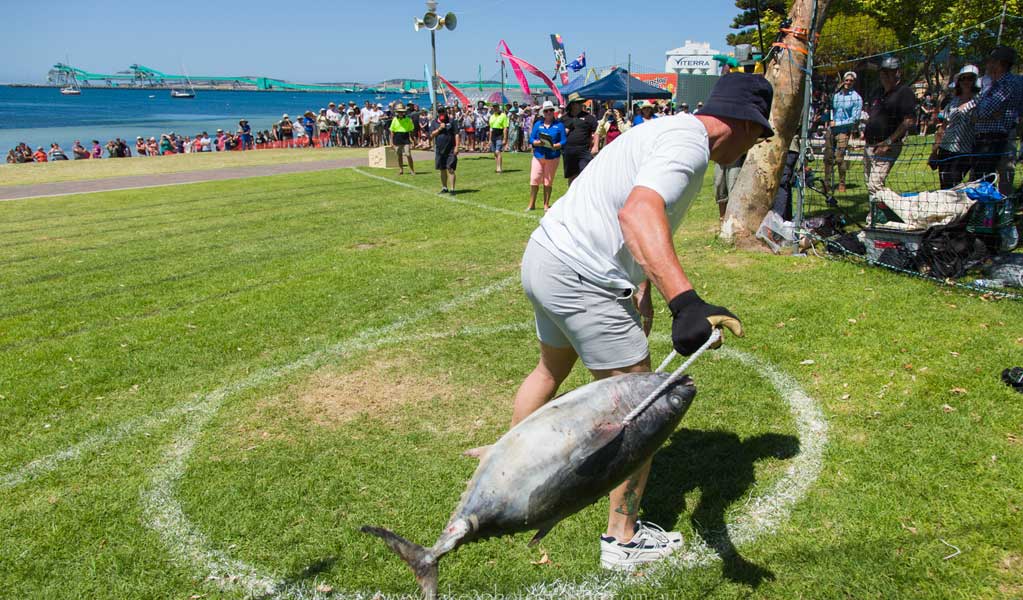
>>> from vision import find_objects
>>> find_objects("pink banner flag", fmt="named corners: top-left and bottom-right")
top-left (499, 52), bottom-right (564, 105)
top-left (497, 40), bottom-right (531, 97)
top-left (436, 73), bottom-right (470, 108)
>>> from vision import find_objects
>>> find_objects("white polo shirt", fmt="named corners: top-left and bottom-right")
top-left (531, 113), bottom-right (710, 290)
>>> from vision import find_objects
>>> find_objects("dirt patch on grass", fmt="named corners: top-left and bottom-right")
top-left (291, 360), bottom-right (459, 429)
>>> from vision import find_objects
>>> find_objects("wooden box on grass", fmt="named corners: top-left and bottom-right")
top-left (368, 146), bottom-right (398, 168)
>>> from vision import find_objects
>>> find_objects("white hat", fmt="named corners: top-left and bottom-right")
top-left (843, 71), bottom-right (857, 81)
top-left (540, 100), bottom-right (556, 111)
top-left (952, 64), bottom-right (980, 89)
top-left (377, 103), bottom-right (384, 108)
top-left (282, 113), bottom-right (289, 118)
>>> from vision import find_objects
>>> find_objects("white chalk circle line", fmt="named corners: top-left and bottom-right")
top-left (141, 323), bottom-right (828, 600)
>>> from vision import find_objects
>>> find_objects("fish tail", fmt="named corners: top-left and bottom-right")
top-left (361, 525), bottom-right (439, 600)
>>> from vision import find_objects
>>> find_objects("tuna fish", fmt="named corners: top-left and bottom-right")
top-left (362, 372), bottom-right (697, 599)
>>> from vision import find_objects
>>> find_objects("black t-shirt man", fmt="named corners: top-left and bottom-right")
top-left (864, 83), bottom-right (916, 144)
top-left (430, 116), bottom-right (459, 155)
top-left (561, 111), bottom-right (599, 150)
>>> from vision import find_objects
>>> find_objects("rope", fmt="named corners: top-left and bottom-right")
top-left (622, 329), bottom-right (721, 426)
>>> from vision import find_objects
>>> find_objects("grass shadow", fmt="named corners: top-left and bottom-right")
top-left (642, 429), bottom-right (800, 588)
top-left (251, 556), bottom-right (338, 599)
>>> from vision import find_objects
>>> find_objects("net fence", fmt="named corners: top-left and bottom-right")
top-left (793, 11), bottom-right (1023, 297)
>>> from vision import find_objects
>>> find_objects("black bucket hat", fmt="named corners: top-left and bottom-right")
top-left (696, 73), bottom-right (774, 138)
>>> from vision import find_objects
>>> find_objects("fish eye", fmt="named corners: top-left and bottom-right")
top-left (668, 394), bottom-right (682, 407)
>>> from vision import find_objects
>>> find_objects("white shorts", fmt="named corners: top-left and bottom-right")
top-left (521, 238), bottom-right (648, 370)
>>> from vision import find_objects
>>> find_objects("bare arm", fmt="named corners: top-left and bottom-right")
top-left (618, 185), bottom-right (693, 302)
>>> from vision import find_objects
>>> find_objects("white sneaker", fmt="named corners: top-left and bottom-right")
top-left (599, 520), bottom-right (683, 571)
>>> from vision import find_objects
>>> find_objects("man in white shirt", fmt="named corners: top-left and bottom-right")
top-left (474, 73), bottom-right (774, 571)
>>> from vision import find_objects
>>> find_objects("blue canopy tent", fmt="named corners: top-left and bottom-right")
top-left (566, 68), bottom-right (673, 101)
top-left (558, 73), bottom-right (590, 96)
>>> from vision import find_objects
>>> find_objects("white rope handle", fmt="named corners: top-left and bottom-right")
top-left (622, 329), bottom-right (721, 426)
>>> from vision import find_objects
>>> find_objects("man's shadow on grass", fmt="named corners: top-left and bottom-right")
top-left (642, 429), bottom-right (800, 588)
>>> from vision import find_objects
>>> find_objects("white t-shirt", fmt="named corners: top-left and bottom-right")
top-left (532, 113), bottom-right (710, 290)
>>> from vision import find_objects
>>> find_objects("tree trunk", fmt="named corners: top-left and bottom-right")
top-left (720, 0), bottom-right (831, 243)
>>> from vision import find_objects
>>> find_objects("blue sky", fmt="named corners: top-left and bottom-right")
top-left (2, 1), bottom-right (739, 84)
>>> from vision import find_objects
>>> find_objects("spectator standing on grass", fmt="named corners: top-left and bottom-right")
top-left (632, 101), bottom-right (658, 126)
top-left (429, 105), bottom-right (460, 194)
top-left (279, 114), bottom-right (294, 147)
top-left (560, 97), bottom-right (600, 185)
top-left (146, 137), bottom-right (158, 157)
top-left (327, 102), bottom-right (341, 147)
top-left (48, 143), bottom-right (69, 161)
top-left (389, 103), bottom-right (416, 176)
top-left (159, 134), bottom-right (174, 155)
top-left (489, 103), bottom-right (509, 174)
top-left (932, 65), bottom-right (979, 189)
top-left (597, 102), bottom-right (630, 147)
top-left (136, 136), bottom-right (148, 156)
top-left (863, 56), bottom-right (917, 194)
top-left (32, 147), bottom-right (47, 162)
top-left (918, 93), bottom-right (936, 137)
top-left (239, 119), bottom-right (253, 150)
top-left (526, 100), bottom-right (566, 212)
top-left (824, 71), bottom-right (862, 194)
top-left (72, 140), bottom-right (89, 159)
top-left (347, 108), bottom-right (361, 147)
top-left (91, 140), bottom-right (103, 158)
top-left (972, 46), bottom-right (1021, 196)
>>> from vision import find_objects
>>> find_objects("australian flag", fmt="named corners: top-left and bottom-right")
top-left (567, 52), bottom-right (586, 72)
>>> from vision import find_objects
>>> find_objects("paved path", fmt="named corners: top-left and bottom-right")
top-left (0, 152), bottom-right (434, 202)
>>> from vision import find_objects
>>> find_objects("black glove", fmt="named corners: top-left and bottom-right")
top-left (668, 290), bottom-right (744, 356)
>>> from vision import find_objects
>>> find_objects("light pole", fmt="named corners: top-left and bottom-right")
top-left (414, 1), bottom-right (457, 116)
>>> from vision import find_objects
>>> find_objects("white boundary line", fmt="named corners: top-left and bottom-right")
top-left (351, 168), bottom-right (539, 221)
top-left (142, 329), bottom-right (828, 599)
top-left (0, 276), bottom-right (518, 490)
top-left (0, 159), bottom-right (369, 203)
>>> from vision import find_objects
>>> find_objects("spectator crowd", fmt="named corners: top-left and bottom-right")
top-left (813, 45), bottom-right (1021, 198)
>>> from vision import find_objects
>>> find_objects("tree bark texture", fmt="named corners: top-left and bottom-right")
top-left (720, 0), bottom-right (831, 243)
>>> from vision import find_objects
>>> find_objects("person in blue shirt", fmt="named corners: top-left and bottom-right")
top-left (301, 112), bottom-right (316, 147)
top-left (824, 71), bottom-right (863, 194)
top-left (632, 101), bottom-right (658, 126)
top-left (527, 100), bottom-right (567, 212)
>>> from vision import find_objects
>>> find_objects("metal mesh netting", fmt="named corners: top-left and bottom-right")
top-left (794, 12), bottom-right (1023, 297)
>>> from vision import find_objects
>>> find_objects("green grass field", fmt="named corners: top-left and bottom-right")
top-left (1, 152), bottom-right (1021, 599)
top-left (0, 147), bottom-right (364, 187)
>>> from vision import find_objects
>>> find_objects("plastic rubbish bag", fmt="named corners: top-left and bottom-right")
top-left (756, 210), bottom-right (795, 254)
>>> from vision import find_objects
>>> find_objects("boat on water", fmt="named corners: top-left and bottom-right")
top-left (60, 59), bottom-right (81, 95)
top-left (170, 64), bottom-right (197, 99)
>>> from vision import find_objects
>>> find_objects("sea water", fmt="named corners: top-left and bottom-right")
top-left (0, 86), bottom-right (415, 154)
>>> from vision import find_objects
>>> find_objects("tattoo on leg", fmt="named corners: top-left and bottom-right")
top-left (614, 476), bottom-right (642, 517)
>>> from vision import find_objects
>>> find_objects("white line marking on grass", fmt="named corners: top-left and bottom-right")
top-left (143, 324), bottom-right (828, 600)
top-left (352, 168), bottom-right (539, 221)
top-left (0, 277), bottom-right (519, 490)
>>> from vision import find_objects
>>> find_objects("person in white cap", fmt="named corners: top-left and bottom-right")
top-left (824, 71), bottom-right (862, 194)
top-left (932, 64), bottom-right (980, 189)
top-left (278, 113), bottom-right (294, 148)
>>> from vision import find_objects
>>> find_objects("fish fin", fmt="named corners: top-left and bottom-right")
top-left (528, 525), bottom-right (553, 547)
top-left (361, 525), bottom-right (439, 600)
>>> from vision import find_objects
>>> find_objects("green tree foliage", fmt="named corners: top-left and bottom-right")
top-left (815, 13), bottom-right (899, 68)
top-left (726, 0), bottom-right (788, 48)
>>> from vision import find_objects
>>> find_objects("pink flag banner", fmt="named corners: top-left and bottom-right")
top-left (499, 52), bottom-right (564, 105)
top-left (497, 40), bottom-right (531, 97)
top-left (437, 73), bottom-right (470, 108)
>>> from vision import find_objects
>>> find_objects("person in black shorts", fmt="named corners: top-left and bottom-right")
top-left (560, 96), bottom-right (599, 184)
top-left (429, 106), bottom-right (461, 194)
